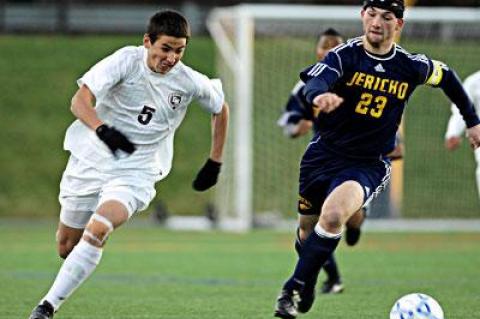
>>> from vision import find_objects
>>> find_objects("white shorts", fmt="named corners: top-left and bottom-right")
top-left (59, 156), bottom-right (156, 229)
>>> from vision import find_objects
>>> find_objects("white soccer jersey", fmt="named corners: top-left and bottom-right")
top-left (64, 45), bottom-right (224, 179)
top-left (445, 70), bottom-right (480, 138)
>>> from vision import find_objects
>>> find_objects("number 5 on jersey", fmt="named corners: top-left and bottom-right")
top-left (138, 106), bottom-right (156, 125)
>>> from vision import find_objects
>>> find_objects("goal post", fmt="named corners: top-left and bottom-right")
top-left (207, 5), bottom-right (480, 231)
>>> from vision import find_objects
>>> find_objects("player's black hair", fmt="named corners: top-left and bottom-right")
top-left (322, 28), bottom-right (342, 38)
top-left (147, 10), bottom-right (191, 44)
top-left (362, 0), bottom-right (405, 18)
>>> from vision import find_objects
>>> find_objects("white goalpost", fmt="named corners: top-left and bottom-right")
top-left (207, 4), bottom-right (480, 232)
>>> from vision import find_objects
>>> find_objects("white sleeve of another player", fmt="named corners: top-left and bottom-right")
top-left (192, 72), bottom-right (225, 114)
top-left (77, 47), bottom-right (132, 99)
top-left (445, 77), bottom-right (478, 138)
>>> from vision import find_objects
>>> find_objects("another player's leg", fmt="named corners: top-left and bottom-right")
top-left (274, 181), bottom-right (364, 319)
top-left (320, 254), bottom-right (344, 294)
top-left (345, 208), bottom-right (366, 246)
top-left (29, 201), bottom-right (129, 319)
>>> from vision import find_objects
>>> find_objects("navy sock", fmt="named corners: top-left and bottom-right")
top-left (323, 254), bottom-right (341, 282)
top-left (294, 227), bottom-right (303, 256)
top-left (284, 230), bottom-right (340, 292)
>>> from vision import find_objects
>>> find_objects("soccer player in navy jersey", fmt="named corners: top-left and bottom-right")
top-left (278, 28), bottom-right (404, 296)
top-left (274, 0), bottom-right (480, 318)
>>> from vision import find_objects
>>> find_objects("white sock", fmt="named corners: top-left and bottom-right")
top-left (314, 223), bottom-right (342, 239)
top-left (41, 239), bottom-right (103, 311)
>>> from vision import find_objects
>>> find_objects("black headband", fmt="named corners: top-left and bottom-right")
top-left (363, 0), bottom-right (405, 18)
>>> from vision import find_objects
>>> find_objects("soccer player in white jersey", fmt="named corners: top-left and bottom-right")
top-left (28, 10), bottom-right (229, 319)
top-left (445, 70), bottom-right (480, 199)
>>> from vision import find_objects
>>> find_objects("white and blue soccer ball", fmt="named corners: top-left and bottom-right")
top-left (390, 293), bottom-right (444, 319)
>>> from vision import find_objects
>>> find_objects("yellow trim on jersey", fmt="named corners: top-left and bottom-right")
top-left (426, 60), bottom-right (445, 86)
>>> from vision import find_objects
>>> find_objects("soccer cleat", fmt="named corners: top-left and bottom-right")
top-left (28, 301), bottom-right (54, 319)
top-left (345, 227), bottom-right (361, 246)
top-left (320, 279), bottom-right (344, 294)
top-left (297, 285), bottom-right (315, 314)
top-left (274, 290), bottom-right (301, 319)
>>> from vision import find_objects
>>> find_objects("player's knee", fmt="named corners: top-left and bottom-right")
top-left (83, 214), bottom-right (114, 248)
top-left (319, 208), bottom-right (343, 231)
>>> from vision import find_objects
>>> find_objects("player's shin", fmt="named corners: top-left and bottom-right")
top-left (41, 239), bottom-right (103, 311)
top-left (283, 223), bottom-right (341, 293)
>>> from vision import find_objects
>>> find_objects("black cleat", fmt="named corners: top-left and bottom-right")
top-left (345, 227), bottom-right (361, 246)
top-left (274, 290), bottom-right (301, 319)
top-left (28, 301), bottom-right (54, 319)
top-left (320, 279), bottom-right (344, 294)
top-left (297, 285), bottom-right (315, 313)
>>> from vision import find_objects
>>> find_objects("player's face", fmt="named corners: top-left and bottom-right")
top-left (361, 7), bottom-right (403, 49)
top-left (315, 36), bottom-right (343, 60)
top-left (144, 34), bottom-right (187, 74)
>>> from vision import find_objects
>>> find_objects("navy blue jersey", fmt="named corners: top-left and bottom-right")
top-left (278, 77), bottom-right (401, 157)
top-left (277, 80), bottom-right (319, 133)
top-left (300, 37), bottom-right (478, 159)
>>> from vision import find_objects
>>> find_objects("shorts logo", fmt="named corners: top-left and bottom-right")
top-left (298, 196), bottom-right (312, 211)
top-left (168, 92), bottom-right (183, 110)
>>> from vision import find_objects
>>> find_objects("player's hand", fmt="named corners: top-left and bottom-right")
top-left (312, 93), bottom-right (344, 114)
top-left (192, 158), bottom-right (221, 191)
top-left (467, 124), bottom-right (480, 149)
top-left (95, 124), bottom-right (136, 156)
top-left (444, 136), bottom-right (461, 151)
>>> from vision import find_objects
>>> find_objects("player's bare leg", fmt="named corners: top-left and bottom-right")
top-left (344, 208), bottom-right (365, 246)
top-left (56, 223), bottom-right (84, 259)
top-left (275, 181), bottom-right (363, 319)
top-left (29, 201), bottom-right (129, 319)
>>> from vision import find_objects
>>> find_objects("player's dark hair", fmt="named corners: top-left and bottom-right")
top-left (362, 0), bottom-right (405, 18)
top-left (147, 10), bottom-right (191, 44)
top-left (322, 28), bottom-right (342, 38)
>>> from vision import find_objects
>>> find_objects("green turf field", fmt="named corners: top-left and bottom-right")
top-left (2, 222), bottom-right (479, 318)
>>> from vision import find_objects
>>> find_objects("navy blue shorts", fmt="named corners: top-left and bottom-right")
top-left (298, 142), bottom-right (391, 216)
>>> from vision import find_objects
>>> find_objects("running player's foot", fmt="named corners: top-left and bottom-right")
top-left (274, 290), bottom-right (301, 319)
top-left (320, 279), bottom-right (344, 294)
top-left (345, 227), bottom-right (361, 246)
top-left (28, 301), bottom-right (54, 319)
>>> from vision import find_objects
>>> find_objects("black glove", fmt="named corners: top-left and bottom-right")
top-left (95, 124), bottom-right (136, 156)
top-left (192, 158), bottom-right (221, 191)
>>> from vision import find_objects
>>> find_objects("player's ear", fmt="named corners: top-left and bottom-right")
top-left (395, 18), bottom-right (404, 30)
top-left (143, 34), bottom-right (152, 48)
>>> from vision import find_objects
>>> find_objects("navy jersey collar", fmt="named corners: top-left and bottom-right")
top-left (363, 43), bottom-right (397, 61)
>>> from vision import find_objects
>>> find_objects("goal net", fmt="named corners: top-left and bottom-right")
top-left (207, 5), bottom-right (480, 231)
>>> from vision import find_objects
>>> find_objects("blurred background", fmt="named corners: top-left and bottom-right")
top-left (0, 0), bottom-right (479, 230)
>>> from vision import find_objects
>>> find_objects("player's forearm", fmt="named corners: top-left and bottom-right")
top-left (71, 86), bottom-right (103, 130)
top-left (303, 77), bottom-right (330, 105)
top-left (439, 69), bottom-right (480, 128)
top-left (209, 103), bottom-right (229, 163)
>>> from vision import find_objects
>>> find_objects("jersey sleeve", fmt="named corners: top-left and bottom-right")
top-left (193, 73), bottom-right (225, 114)
top-left (77, 47), bottom-right (133, 100)
top-left (445, 74), bottom-right (478, 138)
top-left (300, 50), bottom-right (344, 104)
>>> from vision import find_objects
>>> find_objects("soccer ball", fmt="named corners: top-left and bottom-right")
top-left (389, 293), bottom-right (444, 319)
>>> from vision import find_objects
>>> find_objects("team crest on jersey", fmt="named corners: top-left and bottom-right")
top-left (168, 92), bottom-right (183, 110)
